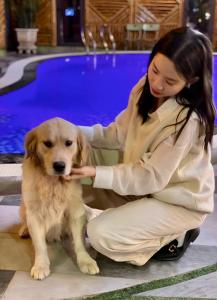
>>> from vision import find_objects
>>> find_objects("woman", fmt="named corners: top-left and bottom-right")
top-left (65, 27), bottom-right (215, 265)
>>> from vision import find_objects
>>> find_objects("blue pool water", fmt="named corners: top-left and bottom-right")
top-left (0, 53), bottom-right (216, 154)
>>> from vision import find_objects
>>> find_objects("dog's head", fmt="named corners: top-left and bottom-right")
top-left (24, 118), bottom-right (90, 176)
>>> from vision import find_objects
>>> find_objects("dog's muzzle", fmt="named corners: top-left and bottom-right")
top-left (53, 161), bottom-right (66, 174)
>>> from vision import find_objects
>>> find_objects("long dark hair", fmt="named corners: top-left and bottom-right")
top-left (137, 26), bottom-right (215, 150)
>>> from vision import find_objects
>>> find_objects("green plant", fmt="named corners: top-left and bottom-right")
top-left (9, 0), bottom-right (42, 28)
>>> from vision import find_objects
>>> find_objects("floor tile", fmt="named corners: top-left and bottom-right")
top-left (195, 199), bottom-right (217, 246)
top-left (0, 233), bottom-right (80, 274)
top-left (2, 271), bottom-right (144, 300)
top-left (0, 190), bottom-right (216, 299)
top-left (136, 271), bottom-right (217, 298)
top-left (0, 206), bottom-right (20, 233)
top-left (0, 164), bottom-right (22, 177)
top-left (0, 233), bottom-right (33, 272)
top-left (0, 270), bottom-right (15, 298)
top-left (0, 194), bottom-right (21, 206)
top-left (96, 244), bottom-right (217, 281)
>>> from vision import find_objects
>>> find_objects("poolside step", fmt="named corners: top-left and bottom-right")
top-left (0, 164), bottom-right (22, 195)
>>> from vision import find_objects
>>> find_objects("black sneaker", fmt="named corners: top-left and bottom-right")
top-left (152, 228), bottom-right (200, 261)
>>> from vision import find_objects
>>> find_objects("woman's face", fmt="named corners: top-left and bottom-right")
top-left (148, 53), bottom-right (187, 99)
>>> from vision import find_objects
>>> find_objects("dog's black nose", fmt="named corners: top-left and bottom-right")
top-left (53, 161), bottom-right (65, 173)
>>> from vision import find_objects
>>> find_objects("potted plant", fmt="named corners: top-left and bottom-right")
top-left (9, 0), bottom-right (42, 54)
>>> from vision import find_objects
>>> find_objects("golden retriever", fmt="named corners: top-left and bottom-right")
top-left (19, 117), bottom-right (99, 280)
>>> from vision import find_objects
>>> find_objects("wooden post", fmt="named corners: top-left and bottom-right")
top-left (0, 0), bottom-right (6, 49)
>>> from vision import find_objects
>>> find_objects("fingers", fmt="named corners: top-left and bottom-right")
top-left (62, 166), bottom-right (95, 181)
top-left (62, 174), bottom-right (83, 181)
top-left (62, 168), bottom-right (85, 181)
top-left (71, 168), bottom-right (83, 174)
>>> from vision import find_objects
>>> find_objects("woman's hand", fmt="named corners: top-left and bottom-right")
top-left (63, 166), bottom-right (96, 181)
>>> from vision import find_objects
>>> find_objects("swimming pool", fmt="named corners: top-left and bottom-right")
top-left (0, 53), bottom-right (216, 154)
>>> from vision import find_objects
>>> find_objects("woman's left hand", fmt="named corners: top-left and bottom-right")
top-left (63, 166), bottom-right (96, 180)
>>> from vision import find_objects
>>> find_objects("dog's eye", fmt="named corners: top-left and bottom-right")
top-left (43, 141), bottom-right (53, 148)
top-left (65, 140), bottom-right (73, 147)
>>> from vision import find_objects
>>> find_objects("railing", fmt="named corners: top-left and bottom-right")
top-left (108, 27), bottom-right (116, 52)
top-left (99, 25), bottom-right (116, 52)
top-left (81, 26), bottom-right (116, 53)
top-left (99, 26), bottom-right (109, 52)
top-left (81, 28), bottom-right (97, 53)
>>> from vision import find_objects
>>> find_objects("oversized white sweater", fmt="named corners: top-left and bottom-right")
top-left (81, 76), bottom-right (214, 213)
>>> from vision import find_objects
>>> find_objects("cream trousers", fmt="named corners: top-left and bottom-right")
top-left (83, 149), bottom-right (206, 266)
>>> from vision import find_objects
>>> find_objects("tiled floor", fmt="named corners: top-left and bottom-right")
top-left (0, 164), bottom-right (217, 299)
top-left (0, 186), bottom-right (217, 299)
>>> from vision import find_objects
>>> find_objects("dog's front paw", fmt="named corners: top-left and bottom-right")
top-left (77, 253), bottom-right (100, 275)
top-left (31, 263), bottom-right (50, 280)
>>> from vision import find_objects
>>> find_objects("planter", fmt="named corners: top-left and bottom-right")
top-left (15, 28), bottom-right (39, 54)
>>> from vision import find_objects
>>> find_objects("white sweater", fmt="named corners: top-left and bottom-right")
top-left (81, 76), bottom-right (214, 213)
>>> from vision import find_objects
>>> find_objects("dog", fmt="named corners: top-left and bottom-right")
top-left (19, 117), bottom-right (99, 280)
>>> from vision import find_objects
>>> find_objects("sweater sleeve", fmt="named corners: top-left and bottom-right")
top-left (93, 118), bottom-right (200, 196)
top-left (79, 76), bottom-right (146, 150)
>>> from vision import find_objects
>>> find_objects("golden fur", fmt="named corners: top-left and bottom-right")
top-left (19, 117), bottom-right (99, 280)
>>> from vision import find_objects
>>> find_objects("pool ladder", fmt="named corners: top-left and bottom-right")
top-left (81, 29), bottom-right (96, 53)
top-left (100, 26), bottom-right (116, 52)
top-left (81, 27), bottom-right (116, 53)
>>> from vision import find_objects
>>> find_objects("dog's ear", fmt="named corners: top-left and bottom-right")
top-left (77, 130), bottom-right (91, 166)
top-left (24, 129), bottom-right (37, 159)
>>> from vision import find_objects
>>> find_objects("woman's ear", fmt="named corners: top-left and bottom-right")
top-left (77, 130), bottom-right (91, 166)
top-left (25, 129), bottom-right (37, 159)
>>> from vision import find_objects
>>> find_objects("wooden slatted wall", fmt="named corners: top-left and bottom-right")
top-left (213, 2), bottom-right (217, 50)
top-left (0, 0), bottom-right (6, 48)
top-left (85, 0), bottom-right (183, 49)
top-left (134, 0), bottom-right (182, 36)
top-left (37, 0), bottom-right (56, 46)
top-left (86, 0), bottom-right (130, 48)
